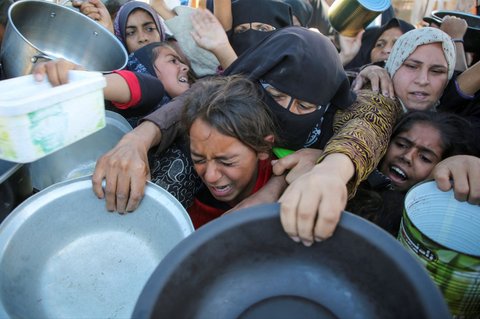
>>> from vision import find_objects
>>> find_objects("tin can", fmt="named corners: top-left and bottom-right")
top-left (398, 181), bottom-right (480, 318)
top-left (328, 0), bottom-right (391, 37)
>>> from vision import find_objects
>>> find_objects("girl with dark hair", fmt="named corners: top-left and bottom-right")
top-left (182, 75), bottom-right (276, 228)
top-left (347, 110), bottom-right (479, 235)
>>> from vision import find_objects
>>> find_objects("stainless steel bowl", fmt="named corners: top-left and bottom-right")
top-left (0, 0), bottom-right (128, 79)
top-left (0, 175), bottom-right (194, 319)
top-left (28, 110), bottom-right (132, 191)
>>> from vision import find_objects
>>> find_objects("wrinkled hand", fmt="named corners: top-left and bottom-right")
top-left (279, 163), bottom-right (348, 246)
top-left (190, 8), bottom-right (230, 53)
top-left (352, 65), bottom-right (395, 98)
top-left (440, 15), bottom-right (468, 40)
top-left (92, 131), bottom-right (152, 213)
top-left (72, 0), bottom-right (114, 34)
top-left (338, 30), bottom-right (364, 66)
top-left (430, 155), bottom-right (480, 205)
top-left (32, 58), bottom-right (84, 86)
top-left (272, 148), bottom-right (323, 184)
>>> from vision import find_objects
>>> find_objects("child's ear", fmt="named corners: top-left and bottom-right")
top-left (258, 134), bottom-right (275, 160)
top-left (264, 134), bottom-right (275, 144)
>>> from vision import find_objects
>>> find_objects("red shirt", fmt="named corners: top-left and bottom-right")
top-left (187, 159), bottom-right (272, 229)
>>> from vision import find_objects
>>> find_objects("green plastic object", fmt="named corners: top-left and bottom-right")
top-left (272, 147), bottom-right (295, 159)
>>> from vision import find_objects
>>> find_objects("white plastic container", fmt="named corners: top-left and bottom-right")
top-left (0, 71), bottom-right (107, 163)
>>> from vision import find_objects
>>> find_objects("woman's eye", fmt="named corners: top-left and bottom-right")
top-left (404, 63), bottom-right (417, 69)
top-left (431, 68), bottom-right (447, 75)
top-left (298, 102), bottom-right (317, 110)
top-left (234, 25), bottom-right (249, 34)
top-left (146, 26), bottom-right (157, 33)
top-left (126, 30), bottom-right (135, 37)
top-left (375, 41), bottom-right (385, 48)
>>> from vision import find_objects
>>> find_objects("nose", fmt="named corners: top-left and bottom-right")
top-left (180, 62), bottom-right (189, 72)
top-left (137, 30), bottom-right (149, 43)
top-left (401, 148), bottom-right (416, 165)
top-left (414, 68), bottom-right (430, 85)
top-left (203, 161), bottom-right (221, 184)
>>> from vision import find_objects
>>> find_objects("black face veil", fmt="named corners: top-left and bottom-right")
top-left (225, 27), bottom-right (356, 150)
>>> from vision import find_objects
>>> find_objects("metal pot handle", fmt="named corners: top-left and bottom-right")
top-left (30, 54), bottom-right (53, 64)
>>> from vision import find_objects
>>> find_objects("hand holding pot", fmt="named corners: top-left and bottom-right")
top-left (92, 121), bottom-right (162, 213)
top-left (72, 0), bottom-right (114, 34)
top-left (430, 155), bottom-right (480, 205)
top-left (278, 153), bottom-right (353, 246)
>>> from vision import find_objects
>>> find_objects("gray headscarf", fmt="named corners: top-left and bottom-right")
top-left (385, 27), bottom-right (456, 80)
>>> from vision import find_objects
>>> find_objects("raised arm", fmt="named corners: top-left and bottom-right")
top-left (440, 15), bottom-right (468, 72)
top-left (213, 0), bottom-right (232, 31)
top-left (456, 60), bottom-right (480, 96)
top-left (190, 8), bottom-right (237, 69)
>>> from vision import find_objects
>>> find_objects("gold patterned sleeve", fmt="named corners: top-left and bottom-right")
top-left (317, 90), bottom-right (403, 198)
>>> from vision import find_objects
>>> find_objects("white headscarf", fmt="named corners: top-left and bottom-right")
top-left (385, 27), bottom-right (456, 80)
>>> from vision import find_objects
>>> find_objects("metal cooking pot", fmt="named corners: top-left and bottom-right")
top-left (28, 111), bottom-right (132, 191)
top-left (0, 175), bottom-right (194, 319)
top-left (133, 204), bottom-right (451, 319)
top-left (0, 0), bottom-right (128, 79)
top-left (0, 160), bottom-right (32, 222)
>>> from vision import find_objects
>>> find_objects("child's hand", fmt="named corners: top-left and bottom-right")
top-left (190, 8), bottom-right (230, 54)
top-left (32, 59), bottom-right (84, 86)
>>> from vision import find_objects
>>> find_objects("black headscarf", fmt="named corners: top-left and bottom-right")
top-left (345, 18), bottom-right (414, 70)
top-left (368, 18), bottom-right (415, 58)
top-left (126, 42), bottom-right (163, 76)
top-left (225, 27), bottom-right (356, 150)
top-left (230, 0), bottom-right (293, 56)
top-left (282, 0), bottom-right (313, 27)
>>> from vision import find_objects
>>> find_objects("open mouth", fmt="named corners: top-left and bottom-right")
top-left (389, 165), bottom-right (407, 181)
top-left (178, 76), bottom-right (188, 83)
top-left (209, 184), bottom-right (233, 197)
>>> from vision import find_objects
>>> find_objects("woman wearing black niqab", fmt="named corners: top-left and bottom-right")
top-left (224, 27), bottom-right (403, 246)
top-left (229, 0), bottom-right (293, 55)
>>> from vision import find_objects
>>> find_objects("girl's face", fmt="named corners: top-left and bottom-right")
top-left (190, 119), bottom-right (269, 206)
top-left (392, 43), bottom-right (449, 111)
top-left (370, 27), bottom-right (403, 63)
top-left (379, 122), bottom-right (444, 192)
top-left (264, 86), bottom-right (319, 114)
top-left (125, 10), bottom-right (161, 53)
top-left (153, 46), bottom-right (190, 97)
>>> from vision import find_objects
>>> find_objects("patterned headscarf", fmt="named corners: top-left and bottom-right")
top-left (385, 27), bottom-right (456, 80)
top-left (113, 1), bottom-right (167, 51)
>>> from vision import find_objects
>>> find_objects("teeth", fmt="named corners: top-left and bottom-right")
top-left (391, 166), bottom-right (407, 180)
top-left (178, 76), bottom-right (187, 83)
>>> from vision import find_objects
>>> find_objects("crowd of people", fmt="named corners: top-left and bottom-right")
top-left (1, 0), bottom-right (479, 245)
